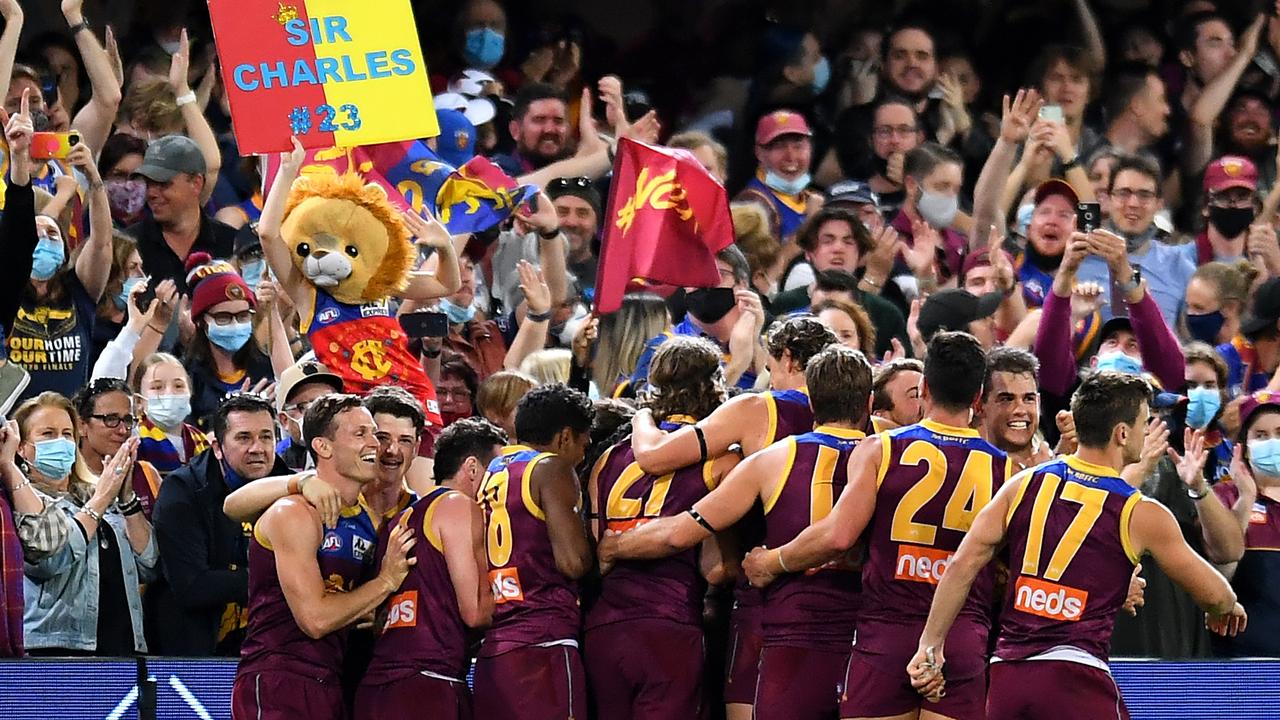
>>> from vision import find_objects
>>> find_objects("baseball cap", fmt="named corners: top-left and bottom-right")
top-left (184, 252), bottom-right (256, 321)
top-left (1239, 390), bottom-right (1280, 440)
top-left (1240, 277), bottom-right (1280, 338)
top-left (1033, 179), bottom-right (1079, 207)
top-left (1099, 315), bottom-right (1132, 343)
top-left (276, 359), bottom-right (344, 412)
top-left (1204, 155), bottom-right (1258, 194)
top-left (434, 109), bottom-right (477, 168)
top-left (827, 180), bottom-right (879, 208)
top-left (433, 91), bottom-right (497, 126)
top-left (755, 109), bottom-right (812, 145)
top-left (917, 288), bottom-right (1002, 340)
top-left (960, 247), bottom-right (1014, 279)
top-left (134, 135), bottom-right (207, 183)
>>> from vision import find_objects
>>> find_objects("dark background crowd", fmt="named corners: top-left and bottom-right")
top-left (0, 0), bottom-right (1277, 688)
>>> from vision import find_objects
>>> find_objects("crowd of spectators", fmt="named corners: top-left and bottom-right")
top-left (0, 0), bottom-right (1278, 682)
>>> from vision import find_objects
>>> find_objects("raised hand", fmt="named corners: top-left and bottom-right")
top-left (2, 87), bottom-right (33, 156)
top-left (1168, 428), bottom-right (1210, 493)
top-left (0, 0), bottom-right (22, 22)
top-left (862, 225), bottom-right (899, 282)
top-left (599, 75), bottom-right (626, 134)
top-left (572, 315), bottom-right (599, 367)
top-left (0, 420), bottom-right (20, 469)
top-left (904, 221), bottom-right (940, 276)
top-left (880, 337), bottom-right (907, 364)
top-left (168, 29), bottom-right (192, 95)
top-left (105, 26), bottom-right (124, 88)
top-left (401, 208), bottom-right (452, 249)
top-left (1229, 443), bottom-right (1258, 505)
top-left (65, 141), bottom-right (100, 184)
top-left (1054, 410), bottom-right (1078, 455)
top-left (575, 86), bottom-right (606, 157)
top-left (999, 88), bottom-right (1043, 145)
top-left (1069, 281), bottom-right (1104, 322)
top-left (280, 135), bottom-right (307, 179)
top-left (517, 190), bottom-right (560, 235)
top-left (517, 260), bottom-right (551, 315)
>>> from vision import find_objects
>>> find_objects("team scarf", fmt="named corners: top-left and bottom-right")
top-left (0, 489), bottom-right (23, 656)
top-left (137, 417), bottom-right (210, 474)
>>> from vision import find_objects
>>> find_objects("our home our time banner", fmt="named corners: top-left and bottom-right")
top-left (207, 0), bottom-right (439, 154)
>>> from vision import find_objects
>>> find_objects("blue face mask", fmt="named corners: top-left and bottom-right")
top-left (811, 55), bottom-right (831, 94)
top-left (464, 27), bottom-right (505, 69)
top-left (32, 438), bottom-right (76, 480)
top-left (146, 394), bottom-right (191, 430)
top-left (31, 235), bottom-right (64, 281)
top-left (206, 320), bottom-right (253, 352)
top-left (240, 260), bottom-right (265, 292)
top-left (1249, 437), bottom-right (1280, 477)
top-left (114, 276), bottom-right (146, 311)
top-left (764, 170), bottom-right (811, 196)
top-left (440, 297), bottom-right (477, 324)
top-left (1185, 386), bottom-right (1222, 429)
top-left (1185, 311), bottom-right (1225, 346)
top-left (1095, 351), bottom-right (1143, 376)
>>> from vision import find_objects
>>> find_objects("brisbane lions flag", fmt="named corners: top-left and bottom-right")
top-left (594, 138), bottom-right (734, 314)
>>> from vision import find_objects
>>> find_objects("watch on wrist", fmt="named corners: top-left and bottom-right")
top-left (68, 19), bottom-right (91, 35)
top-left (1117, 267), bottom-right (1142, 297)
top-left (1187, 484), bottom-right (1211, 501)
top-left (1061, 155), bottom-right (1081, 172)
top-left (538, 226), bottom-right (561, 240)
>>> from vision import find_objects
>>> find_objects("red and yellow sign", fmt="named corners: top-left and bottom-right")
top-left (207, 0), bottom-right (438, 153)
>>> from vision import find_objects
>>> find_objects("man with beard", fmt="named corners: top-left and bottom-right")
top-left (630, 246), bottom-right (766, 391)
top-left (860, 99), bottom-right (923, 218)
top-left (493, 83), bottom-right (570, 176)
top-left (736, 110), bottom-right (821, 244)
top-left (1181, 15), bottom-right (1268, 187)
top-left (1075, 154), bottom-right (1193, 327)
top-left (1018, 180), bottom-right (1080, 308)
top-left (548, 176), bottom-right (600, 291)
top-left (1213, 90), bottom-right (1276, 193)
top-left (1185, 156), bottom-right (1277, 266)
top-left (830, 24), bottom-right (942, 182)
top-left (979, 347), bottom-right (1052, 473)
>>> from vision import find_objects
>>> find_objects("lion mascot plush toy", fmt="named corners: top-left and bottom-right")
top-left (259, 168), bottom-right (445, 428)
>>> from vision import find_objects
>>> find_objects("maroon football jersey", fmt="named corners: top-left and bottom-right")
top-left (363, 488), bottom-right (471, 683)
top-left (763, 388), bottom-right (813, 446)
top-left (761, 425), bottom-right (864, 650)
top-left (477, 445), bottom-right (580, 657)
top-left (586, 418), bottom-right (718, 630)
top-left (996, 456), bottom-right (1142, 663)
top-left (855, 420), bottom-right (1008, 676)
top-left (238, 500), bottom-right (378, 681)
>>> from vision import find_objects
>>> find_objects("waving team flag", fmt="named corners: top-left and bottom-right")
top-left (594, 137), bottom-right (735, 314)
top-left (264, 140), bottom-right (534, 234)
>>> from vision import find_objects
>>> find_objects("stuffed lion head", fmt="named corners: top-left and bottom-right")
top-left (279, 173), bottom-right (415, 306)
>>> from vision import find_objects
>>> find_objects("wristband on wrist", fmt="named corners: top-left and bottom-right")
top-left (422, 346), bottom-right (443, 359)
top-left (526, 309), bottom-right (552, 323)
top-left (120, 497), bottom-right (143, 516)
top-left (175, 91), bottom-right (198, 107)
top-left (538, 227), bottom-right (561, 240)
top-left (1061, 155), bottom-right (1081, 172)
top-left (68, 19), bottom-right (91, 35)
top-left (82, 505), bottom-right (103, 523)
top-left (1187, 484), bottom-right (1211, 501)
top-left (776, 548), bottom-right (791, 573)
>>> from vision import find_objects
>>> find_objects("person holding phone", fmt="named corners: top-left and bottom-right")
top-left (9, 102), bottom-right (113, 404)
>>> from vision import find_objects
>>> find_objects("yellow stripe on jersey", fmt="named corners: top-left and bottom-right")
top-left (1119, 494), bottom-right (1144, 565)
top-left (919, 418), bottom-right (981, 438)
top-left (521, 452), bottom-right (554, 521)
top-left (253, 520), bottom-right (273, 551)
top-left (763, 438), bottom-right (798, 515)
top-left (1005, 467), bottom-right (1037, 526)
top-left (423, 490), bottom-right (455, 553)
top-left (763, 392), bottom-right (779, 446)
top-left (876, 435), bottom-right (892, 489)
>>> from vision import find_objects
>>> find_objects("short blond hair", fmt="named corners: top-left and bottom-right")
top-left (122, 78), bottom-right (182, 135)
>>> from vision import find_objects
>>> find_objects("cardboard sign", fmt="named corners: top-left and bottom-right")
top-left (207, 0), bottom-right (439, 153)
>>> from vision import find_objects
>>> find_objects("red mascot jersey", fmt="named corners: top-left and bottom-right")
top-left (301, 287), bottom-right (442, 427)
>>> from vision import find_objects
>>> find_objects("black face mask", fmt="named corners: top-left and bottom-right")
top-left (1207, 205), bottom-right (1255, 239)
top-left (684, 287), bottom-right (736, 325)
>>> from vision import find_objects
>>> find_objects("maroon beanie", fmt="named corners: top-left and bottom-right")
top-left (185, 252), bottom-right (256, 320)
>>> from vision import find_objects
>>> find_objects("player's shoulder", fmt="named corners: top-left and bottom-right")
top-left (260, 496), bottom-right (322, 542)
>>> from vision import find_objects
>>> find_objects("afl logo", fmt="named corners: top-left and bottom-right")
top-left (318, 308), bottom-right (339, 323)
top-left (322, 533), bottom-right (343, 552)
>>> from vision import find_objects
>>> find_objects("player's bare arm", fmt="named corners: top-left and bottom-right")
top-left (536, 456), bottom-right (593, 579)
top-left (1129, 498), bottom-right (1247, 636)
top-left (908, 474), bottom-right (1023, 700)
top-left (264, 497), bottom-right (415, 639)
top-left (222, 471), bottom-right (340, 527)
top-left (742, 435), bottom-right (883, 587)
top-left (630, 394), bottom-right (764, 475)
top-left (602, 443), bottom-right (773, 563)
top-left (435, 491), bottom-right (494, 629)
